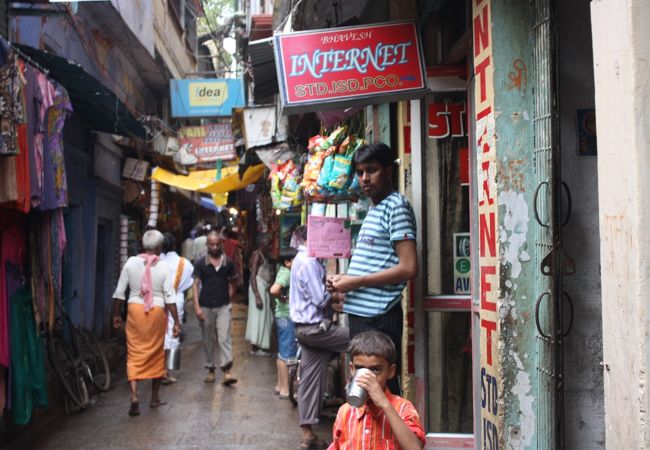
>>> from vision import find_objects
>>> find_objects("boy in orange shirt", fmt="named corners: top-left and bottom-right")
top-left (328, 331), bottom-right (425, 450)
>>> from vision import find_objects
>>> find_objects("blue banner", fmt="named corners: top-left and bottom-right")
top-left (170, 78), bottom-right (245, 117)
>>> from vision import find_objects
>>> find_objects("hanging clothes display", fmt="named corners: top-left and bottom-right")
top-left (30, 71), bottom-right (52, 209)
top-left (10, 285), bottom-right (48, 425)
top-left (39, 84), bottom-right (72, 210)
top-left (29, 209), bottom-right (66, 327)
top-left (0, 40), bottom-right (23, 156)
top-left (0, 211), bottom-right (25, 415)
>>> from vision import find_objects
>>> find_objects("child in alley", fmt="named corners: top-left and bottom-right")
top-left (328, 331), bottom-right (425, 450)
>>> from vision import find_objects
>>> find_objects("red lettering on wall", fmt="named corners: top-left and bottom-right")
top-left (480, 266), bottom-right (496, 311)
top-left (475, 56), bottom-right (490, 103)
top-left (428, 102), bottom-right (448, 138)
top-left (428, 102), bottom-right (467, 139)
top-left (476, 106), bottom-right (491, 120)
top-left (479, 161), bottom-right (494, 207)
top-left (473, 5), bottom-right (490, 57)
top-left (480, 212), bottom-right (496, 257)
top-left (447, 102), bottom-right (466, 137)
top-left (481, 319), bottom-right (497, 366)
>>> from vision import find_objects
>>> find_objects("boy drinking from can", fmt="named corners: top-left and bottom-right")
top-left (328, 331), bottom-right (425, 450)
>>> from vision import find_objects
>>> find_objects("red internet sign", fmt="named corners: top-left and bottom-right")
top-left (274, 21), bottom-right (427, 114)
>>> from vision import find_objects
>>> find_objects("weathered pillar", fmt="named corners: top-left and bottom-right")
top-left (472, 0), bottom-right (540, 448)
top-left (591, 1), bottom-right (650, 448)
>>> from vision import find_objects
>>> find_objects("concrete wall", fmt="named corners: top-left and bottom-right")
top-left (154, 0), bottom-right (197, 79)
top-left (558, 1), bottom-right (605, 448)
top-left (591, 0), bottom-right (650, 448)
top-left (12, 11), bottom-right (157, 114)
top-left (111, 0), bottom-right (155, 57)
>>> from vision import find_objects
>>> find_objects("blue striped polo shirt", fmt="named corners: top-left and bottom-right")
top-left (344, 192), bottom-right (416, 317)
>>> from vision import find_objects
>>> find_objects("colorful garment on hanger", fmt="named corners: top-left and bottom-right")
top-left (39, 85), bottom-right (71, 210)
top-left (10, 285), bottom-right (48, 425)
top-left (0, 40), bottom-right (24, 156)
top-left (0, 156), bottom-right (18, 202)
top-left (0, 218), bottom-right (26, 367)
top-left (31, 71), bottom-right (54, 209)
top-left (30, 210), bottom-right (66, 327)
top-left (22, 63), bottom-right (44, 210)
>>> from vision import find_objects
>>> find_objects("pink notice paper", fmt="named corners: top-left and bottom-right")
top-left (307, 215), bottom-right (351, 259)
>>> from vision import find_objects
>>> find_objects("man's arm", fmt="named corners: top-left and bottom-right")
top-left (112, 299), bottom-right (124, 329)
top-left (192, 276), bottom-right (205, 321)
top-left (357, 372), bottom-right (424, 450)
top-left (228, 279), bottom-right (237, 300)
top-left (303, 260), bottom-right (331, 307)
top-left (330, 239), bottom-right (417, 293)
top-left (166, 303), bottom-right (181, 337)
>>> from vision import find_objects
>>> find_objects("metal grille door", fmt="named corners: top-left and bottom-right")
top-left (532, 0), bottom-right (575, 449)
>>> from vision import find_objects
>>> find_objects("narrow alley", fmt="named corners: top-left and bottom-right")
top-left (10, 299), bottom-right (334, 450)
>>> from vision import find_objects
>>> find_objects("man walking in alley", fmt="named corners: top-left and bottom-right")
top-left (192, 230), bottom-right (238, 386)
top-left (112, 229), bottom-right (181, 416)
top-left (328, 142), bottom-right (418, 395)
top-left (290, 226), bottom-right (349, 450)
top-left (160, 232), bottom-right (194, 384)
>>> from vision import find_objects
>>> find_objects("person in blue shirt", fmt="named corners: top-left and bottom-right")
top-left (328, 142), bottom-right (418, 395)
top-left (290, 226), bottom-right (348, 450)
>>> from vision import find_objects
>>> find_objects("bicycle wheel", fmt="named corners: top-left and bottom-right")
top-left (48, 336), bottom-right (88, 412)
top-left (76, 328), bottom-right (111, 392)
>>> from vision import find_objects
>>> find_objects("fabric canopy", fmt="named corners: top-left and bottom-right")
top-left (16, 44), bottom-right (148, 139)
top-left (152, 165), bottom-right (265, 194)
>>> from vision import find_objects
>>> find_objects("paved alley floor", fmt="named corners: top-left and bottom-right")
top-left (10, 298), bottom-right (334, 450)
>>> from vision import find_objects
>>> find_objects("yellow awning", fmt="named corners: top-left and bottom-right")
top-left (152, 164), bottom-right (266, 194)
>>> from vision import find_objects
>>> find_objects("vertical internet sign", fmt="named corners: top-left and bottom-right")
top-left (274, 21), bottom-right (427, 114)
top-left (473, 0), bottom-right (500, 448)
top-left (170, 78), bottom-right (245, 117)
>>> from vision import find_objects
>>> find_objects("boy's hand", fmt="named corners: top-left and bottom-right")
top-left (331, 275), bottom-right (361, 293)
top-left (355, 370), bottom-right (389, 410)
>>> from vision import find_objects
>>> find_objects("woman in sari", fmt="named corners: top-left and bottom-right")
top-left (245, 235), bottom-right (274, 355)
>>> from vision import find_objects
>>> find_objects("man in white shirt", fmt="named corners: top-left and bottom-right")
top-left (160, 233), bottom-right (194, 384)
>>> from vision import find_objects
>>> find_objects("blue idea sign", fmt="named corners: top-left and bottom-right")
top-left (170, 78), bottom-right (245, 117)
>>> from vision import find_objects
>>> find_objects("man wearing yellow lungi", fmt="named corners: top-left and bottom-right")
top-left (112, 229), bottom-right (181, 416)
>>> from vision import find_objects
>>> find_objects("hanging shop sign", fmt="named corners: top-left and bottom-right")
top-left (274, 21), bottom-right (427, 114)
top-left (307, 215), bottom-right (351, 259)
top-left (170, 78), bottom-right (245, 117)
top-left (243, 106), bottom-right (288, 149)
top-left (177, 123), bottom-right (236, 165)
top-left (122, 158), bottom-right (150, 182)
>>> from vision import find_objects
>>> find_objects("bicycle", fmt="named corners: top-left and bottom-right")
top-left (42, 293), bottom-right (112, 414)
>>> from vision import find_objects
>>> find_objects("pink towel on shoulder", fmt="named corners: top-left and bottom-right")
top-left (138, 253), bottom-right (159, 313)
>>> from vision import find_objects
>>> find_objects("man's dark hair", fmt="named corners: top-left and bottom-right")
top-left (353, 143), bottom-right (395, 168)
top-left (348, 330), bottom-right (396, 365)
top-left (279, 248), bottom-right (298, 264)
top-left (163, 232), bottom-right (176, 254)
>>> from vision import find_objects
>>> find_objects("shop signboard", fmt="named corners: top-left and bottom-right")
top-left (453, 233), bottom-right (471, 294)
top-left (243, 105), bottom-right (288, 149)
top-left (307, 215), bottom-right (351, 259)
top-left (177, 123), bottom-right (236, 165)
top-left (274, 21), bottom-right (427, 114)
top-left (122, 158), bottom-right (149, 182)
top-left (170, 78), bottom-right (245, 117)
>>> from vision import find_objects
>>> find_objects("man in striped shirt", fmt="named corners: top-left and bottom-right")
top-left (328, 331), bottom-right (425, 450)
top-left (328, 143), bottom-right (417, 395)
